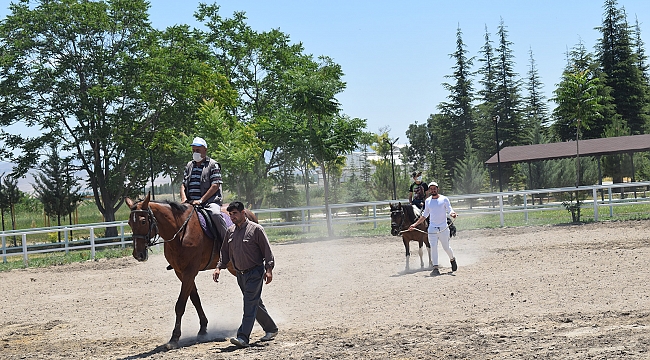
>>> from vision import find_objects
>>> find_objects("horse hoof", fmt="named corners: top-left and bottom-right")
top-left (198, 328), bottom-right (208, 336)
top-left (165, 341), bottom-right (179, 350)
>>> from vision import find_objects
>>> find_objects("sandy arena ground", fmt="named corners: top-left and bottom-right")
top-left (1, 219), bottom-right (649, 359)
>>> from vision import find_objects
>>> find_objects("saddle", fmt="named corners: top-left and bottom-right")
top-left (195, 207), bottom-right (216, 241)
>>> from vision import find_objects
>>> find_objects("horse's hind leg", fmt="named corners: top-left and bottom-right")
top-left (424, 237), bottom-right (433, 268)
top-left (189, 285), bottom-right (208, 336)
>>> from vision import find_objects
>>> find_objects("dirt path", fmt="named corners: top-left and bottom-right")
top-left (1, 220), bottom-right (649, 359)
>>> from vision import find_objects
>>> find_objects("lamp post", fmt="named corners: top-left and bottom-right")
top-left (385, 137), bottom-right (399, 200)
top-left (493, 115), bottom-right (503, 192)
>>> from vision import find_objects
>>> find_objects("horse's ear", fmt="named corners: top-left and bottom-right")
top-left (125, 197), bottom-right (134, 207)
top-left (142, 192), bottom-right (151, 208)
top-left (398, 202), bottom-right (402, 208)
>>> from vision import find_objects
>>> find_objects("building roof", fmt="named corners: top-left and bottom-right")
top-left (485, 134), bottom-right (650, 166)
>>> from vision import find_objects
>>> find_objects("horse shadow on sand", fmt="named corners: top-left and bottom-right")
top-left (117, 331), bottom-right (269, 359)
top-left (392, 266), bottom-right (457, 278)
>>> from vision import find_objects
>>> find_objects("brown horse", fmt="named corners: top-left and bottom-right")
top-left (390, 202), bottom-right (433, 269)
top-left (125, 193), bottom-right (257, 350)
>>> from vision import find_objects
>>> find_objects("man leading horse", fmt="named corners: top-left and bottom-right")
top-left (180, 137), bottom-right (228, 244)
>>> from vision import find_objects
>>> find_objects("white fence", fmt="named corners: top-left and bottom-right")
top-left (2, 181), bottom-right (649, 266)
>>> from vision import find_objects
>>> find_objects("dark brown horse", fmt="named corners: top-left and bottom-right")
top-left (390, 202), bottom-right (432, 269)
top-left (125, 193), bottom-right (257, 350)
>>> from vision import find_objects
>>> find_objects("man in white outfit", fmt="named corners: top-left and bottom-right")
top-left (408, 181), bottom-right (457, 276)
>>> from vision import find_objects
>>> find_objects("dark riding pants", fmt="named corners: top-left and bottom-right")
top-left (235, 264), bottom-right (277, 343)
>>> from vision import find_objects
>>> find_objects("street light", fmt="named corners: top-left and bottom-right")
top-left (385, 137), bottom-right (399, 200)
top-left (493, 115), bottom-right (503, 192)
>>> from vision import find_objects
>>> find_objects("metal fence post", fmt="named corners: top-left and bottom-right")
top-left (22, 233), bottom-right (28, 266)
top-left (64, 228), bottom-right (69, 255)
top-left (90, 227), bottom-right (96, 260)
top-left (523, 194), bottom-right (528, 223)
top-left (499, 195), bottom-right (504, 227)
top-left (1, 234), bottom-right (6, 264)
top-left (301, 209), bottom-right (306, 233)
top-left (120, 223), bottom-right (125, 249)
top-left (593, 188), bottom-right (599, 221)
top-left (608, 187), bottom-right (613, 217)
top-left (373, 204), bottom-right (377, 229)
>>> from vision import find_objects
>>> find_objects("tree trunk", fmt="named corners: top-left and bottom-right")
top-left (320, 161), bottom-right (333, 238)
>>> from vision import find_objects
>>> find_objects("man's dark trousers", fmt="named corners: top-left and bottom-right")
top-left (235, 264), bottom-right (277, 343)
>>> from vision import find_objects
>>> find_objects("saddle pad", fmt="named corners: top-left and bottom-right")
top-left (196, 211), bottom-right (215, 241)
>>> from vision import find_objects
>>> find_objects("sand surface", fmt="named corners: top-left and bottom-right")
top-left (1, 220), bottom-right (649, 359)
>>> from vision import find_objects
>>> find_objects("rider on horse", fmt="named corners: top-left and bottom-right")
top-left (180, 137), bottom-right (228, 244)
top-left (409, 171), bottom-right (428, 215)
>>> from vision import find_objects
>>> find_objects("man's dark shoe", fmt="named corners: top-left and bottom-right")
top-left (430, 267), bottom-right (440, 276)
top-left (450, 258), bottom-right (458, 272)
top-left (230, 337), bottom-right (250, 348)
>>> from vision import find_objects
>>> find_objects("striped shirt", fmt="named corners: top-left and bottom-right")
top-left (187, 160), bottom-right (222, 200)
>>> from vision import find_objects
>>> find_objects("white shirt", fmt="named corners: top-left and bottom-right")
top-left (421, 194), bottom-right (454, 229)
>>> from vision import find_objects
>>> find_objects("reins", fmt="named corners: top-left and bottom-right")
top-left (399, 216), bottom-right (456, 235)
top-left (130, 202), bottom-right (195, 247)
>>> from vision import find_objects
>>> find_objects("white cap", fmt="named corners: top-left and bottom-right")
top-left (428, 181), bottom-right (439, 188)
top-left (191, 137), bottom-right (207, 148)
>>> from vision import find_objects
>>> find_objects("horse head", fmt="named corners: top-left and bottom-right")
top-left (125, 193), bottom-right (158, 262)
top-left (389, 202), bottom-right (404, 236)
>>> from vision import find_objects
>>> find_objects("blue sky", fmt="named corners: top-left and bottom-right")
top-left (2, 0), bottom-right (650, 143)
top-left (147, 0), bottom-right (650, 143)
top-left (2, 0), bottom-right (650, 191)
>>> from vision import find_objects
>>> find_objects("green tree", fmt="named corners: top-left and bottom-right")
top-left (452, 137), bottom-right (485, 208)
top-left (494, 18), bottom-right (525, 149)
top-left (523, 48), bottom-right (550, 131)
top-left (552, 68), bottom-right (604, 186)
top-left (288, 56), bottom-right (366, 237)
top-left (1, 173), bottom-right (21, 245)
top-left (0, 0), bottom-right (225, 236)
top-left (597, 0), bottom-right (650, 135)
top-left (32, 145), bottom-right (83, 238)
top-left (437, 26), bottom-right (475, 178)
top-left (196, 4), bottom-right (307, 208)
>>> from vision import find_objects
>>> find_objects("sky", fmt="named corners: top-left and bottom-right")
top-left (2, 0), bottom-right (650, 191)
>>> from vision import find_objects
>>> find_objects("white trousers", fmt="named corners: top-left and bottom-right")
top-left (428, 226), bottom-right (454, 267)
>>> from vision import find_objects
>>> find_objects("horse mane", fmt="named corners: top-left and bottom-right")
top-left (163, 200), bottom-right (190, 216)
top-left (402, 203), bottom-right (417, 223)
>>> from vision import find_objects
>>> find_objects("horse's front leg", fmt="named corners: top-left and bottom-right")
top-left (189, 284), bottom-right (208, 336)
top-left (167, 272), bottom-right (198, 350)
top-left (403, 237), bottom-right (410, 270)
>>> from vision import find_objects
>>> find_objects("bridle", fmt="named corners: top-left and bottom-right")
top-left (130, 207), bottom-right (159, 248)
top-left (129, 203), bottom-right (195, 249)
top-left (390, 206), bottom-right (406, 235)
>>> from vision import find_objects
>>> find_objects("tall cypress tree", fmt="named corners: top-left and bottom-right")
top-left (437, 26), bottom-right (475, 182)
top-left (597, 0), bottom-right (649, 135)
top-left (523, 48), bottom-right (550, 133)
top-left (474, 25), bottom-right (499, 162)
top-left (494, 18), bottom-right (525, 148)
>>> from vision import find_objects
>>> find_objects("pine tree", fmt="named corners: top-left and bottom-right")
top-left (437, 26), bottom-right (475, 183)
top-left (474, 25), bottom-right (499, 162)
top-left (523, 48), bottom-right (550, 131)
top-left (494, 18), bottom-right (525, 148)
top-left (32, 145), bottom-right (82, 237)
top-left (597, 0), bottom-right (650, 135)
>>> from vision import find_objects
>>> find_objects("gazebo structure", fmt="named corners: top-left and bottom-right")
top-left (485, 134), bottom-right (650, 188)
